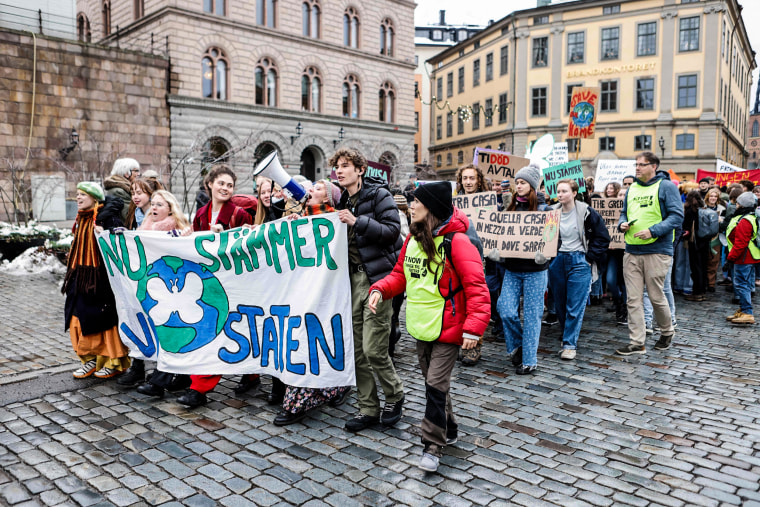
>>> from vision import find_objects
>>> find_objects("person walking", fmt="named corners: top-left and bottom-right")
top-left (682, 190), bottom-right (709, 301)
top-left (616, 152), bottom-right (683, 355)
top-left (548, 180), bottom-right (610, 360)
top-left (368, 181), bottom-right (490, 472)
top-left (333, 148), bottom-right (405, 433)
top-left (704, 188), bottom-right (726, 292)
top-left (725, 192), bottom-right (759, 324)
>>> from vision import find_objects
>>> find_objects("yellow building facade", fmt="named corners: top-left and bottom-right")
top-left (427, 0), bottom-right (754, 179)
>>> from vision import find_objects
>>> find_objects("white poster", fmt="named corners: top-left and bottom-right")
top-left (715, 159), bottom-right (744, 173)
top-left (547, 143), bottom-right (569, 167)
top-left (98, 213), bottom-right (355, 388)
top-left (595, 159), bottom-right (636, 192)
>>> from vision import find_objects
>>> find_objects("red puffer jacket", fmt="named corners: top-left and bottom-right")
top-left (370, 207), bottom-right (490, 346)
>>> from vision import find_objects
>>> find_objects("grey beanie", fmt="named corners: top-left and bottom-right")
top-left (737, 191), bottom-right (757, 208)
top-left (514, 163), bottom-right (543, 191)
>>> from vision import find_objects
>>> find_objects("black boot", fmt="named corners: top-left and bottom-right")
top-left (117, 359), bottom-right (145, 387)
top-left (267, 377), bottom-right (286, 405)
top-left (615, 302), bottom-right (628, 326)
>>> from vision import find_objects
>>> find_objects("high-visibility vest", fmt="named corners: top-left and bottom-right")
top-left (726, 213), bottom-right (760, 261)
top-left (625, 180), bottom-right (663, 245)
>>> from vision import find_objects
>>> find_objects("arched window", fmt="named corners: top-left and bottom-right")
top-left (436, 154), bottom-right (442, 167)
top-left (753, 120), bottom-right (759, 138)
top-left (134, 0), bottom-right (144, 19)
top-left (343, 7), bottom-right (359, 48)
top-left (201, 47), bottom-right (229, 100)
top-left (77, 13), bottom-right (91, 42)
top-left (255, 57), bottom-right (278, 107)
top-left (102, 1), bottom-right (111, 36)
top-left (302, 0), bottom-right (319, 38)
top-left (380, 18), bottom-right (394, 56)
top-left (446, 153), bottom-right (452, 166)
top-left (378, 82), bottom-right (395, 123)
top-left (457, 150), bottom-right (463, 164)
top-left (257, 0), bottom-right (276, 27)
top-left (301, 66), bottom-right (321, 112)
top-left (342, 75), bottom-right (360, 118)
top-left (201, 136), bottom-right (231, 168)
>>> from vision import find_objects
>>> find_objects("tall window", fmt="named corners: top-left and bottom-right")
top-left (600, 80), bottom-right (617, 112)
top-left (102, 1), bottom-right (111, 36)
top-left (380, 18), bottom-right (394, 56)
top-left (499, 93), bottom-right (508, 124)
top-left (301, 66), bottom-right (321, 112)
top-left (414, 144), bottom-right (418, 163)
top-left (533, 37), bottom-right (548, 67)
top-left (446, 72), bottom-right (453, 98)
top-left (203, 0), bottom-right (224, 15)
top-left (457, 113), bottom-right (464, 135)
top-left (436, 155), bottom-right (442, 167)
top-left (679, 16), bottom-right (700, 52)
top-left (457, 151), bottom-right (464, 164)
top-left (532, 87), bottom-right (547, 116)
top-left (566, 83), bottom-right (581, 114)
top-left (676, 134), bottom-right (695, 150)
top-left (343, 7), bottom-right (359, 48)
top-left (378, 82), bottom-right (395, 123)
top-left (567, 32), bottom-right (585, 63)
top-left (77, 13), bottom-right (91, 42)
top-left (255, 57), bottom-right (277, 106)
top-left (634, 135), bottom-right (651, 151)
top-left (457, 67), bottom-right (464, 93)
top-left (134, 0), bottom-right (144, 19)
top-left (202, 47), bottom-right (229, 100)
top-left (500, 45), bottom-right (509, 75)
top-left (446, 153), bottom-right (452, 166)
top-left (485, 98), bottom-right (493, 127)
top-left (473, 59), bottom-right (480, 87)
top-left (485, 53), bottom-right (493, 81)
top-left (601, 27), bottom-right (619, 60)
top-left (637, 22), bottom-right (656, 56)
top-left (342, 75), bottom-right (360, 118)
top-left (302, 0), bottom-right (319, 38)
top-left (257, 0), bottom-right (276, 27)
top-left (599, 137), bottom-right (615, 151)
top-left (636, 78), bottom-right (654, 110)
top-left (677, 74), bottom-right (698, 108)
top-left (753, 120), bottom-right (759, 138)
top-left (436, 78), bottom-right (442, 100)
top-left (436, 116), bottom-right (442, 140)
top-left (446, 112), bottom-right (452, 137)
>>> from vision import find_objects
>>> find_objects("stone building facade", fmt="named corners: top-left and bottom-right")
top-left (76, 0), bottom-right (416, 197)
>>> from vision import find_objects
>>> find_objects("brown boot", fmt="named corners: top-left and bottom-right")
top-left (731, 312), bottom-right (755, 324)
top-left (726, 309), bottom-right (742, 321)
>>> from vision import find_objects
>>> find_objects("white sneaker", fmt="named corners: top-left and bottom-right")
top-left (560, 349), bottom-right (576, 360)
top-left (73, 360), bottom-right (97, 379)
top-left (419, 452), bottom-right (440, 472)
top-left (93, 367), bottom-right (120, 379)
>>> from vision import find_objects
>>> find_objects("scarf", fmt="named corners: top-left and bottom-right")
top-left (139, 214), bottom-right (179, 232)
top-left (62, 204), bottom-right (103, 295)
top-left (303, 204), bottom-right (335, 216)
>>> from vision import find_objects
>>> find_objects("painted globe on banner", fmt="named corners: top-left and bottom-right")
top-left (137, 256), bottom-right (228, 353)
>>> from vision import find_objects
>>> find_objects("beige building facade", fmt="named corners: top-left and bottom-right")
top-left (76, 0), bottom-right (416, 195)
top-left (427, 0), bottom-right (755, 180)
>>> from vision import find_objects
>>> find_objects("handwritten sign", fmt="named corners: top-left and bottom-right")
top-left (715, 159), bottom-right (743, 174)
top-left (452, 191), bottom-right (498, 220)
top-left (472, 209), bottom-right (560, 259)
top-left (591, 197), bottom-right (625, 249)
top-left (543, 160), bottom-right (586, 199)
top-left (595, 159), bottom-right (636, 192)
top-left (474, 148), bottom-right (531, 182)
top-left (547, 143), bottom-right (569, 167)
top-left (696, 169), bottom-right (760, 187)
top-left (567, 86), bottom-right (600, 139)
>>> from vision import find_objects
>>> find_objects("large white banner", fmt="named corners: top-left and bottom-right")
top-left (97, 213), bottom-right (355, 388)
top-left (715, 159), bottom-right (743, 173)
top-left (594, 159), bottom-right (636, 192)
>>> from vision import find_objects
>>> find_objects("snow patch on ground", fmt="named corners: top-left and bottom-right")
top-left (0, 247), bottom-right (67, 277)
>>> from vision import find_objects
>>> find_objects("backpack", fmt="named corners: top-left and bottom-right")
top-left (230, 194), bottom-right (258, 221)
top-left (696, 207), bottom-right (719, 239)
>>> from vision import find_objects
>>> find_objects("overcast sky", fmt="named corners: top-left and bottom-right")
top-left (415, 0), bottom-right (760, 109)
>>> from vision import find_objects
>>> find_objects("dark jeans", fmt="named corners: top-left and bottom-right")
top-left (605, 250), bottom-right (626, 302)
top-left (485, 260), bottom-right (506, 334)
top-left (688, 240), bottom-right (709, 295)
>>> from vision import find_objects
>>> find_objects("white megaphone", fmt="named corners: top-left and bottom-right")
top-left (253, 151), bottom-right (307, 202)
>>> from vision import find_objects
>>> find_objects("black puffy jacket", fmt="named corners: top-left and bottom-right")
top-left (337, 176), bottom-right (403, 284)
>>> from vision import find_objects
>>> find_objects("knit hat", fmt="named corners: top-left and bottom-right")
top-left (318, 179), bottom-right (341, 208)
top-left (77, 181), bottom-right (105, 201)
top-left (514, 163), bottom-right (543, 190)
top-left (737, 191), bottom-right (757, 208)
top-left (414, 181), bottom-right (453, 220)
top-left (142, 169), bottom-right (159, 179)
top-left (393, 194), bottom-right (408, 209)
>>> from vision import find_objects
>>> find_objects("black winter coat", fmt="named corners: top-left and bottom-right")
top-left (337, 176), bottom-right (403, 284)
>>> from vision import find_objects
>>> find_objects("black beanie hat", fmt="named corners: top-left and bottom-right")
top-left (414, 181), bottom-right (454, 220)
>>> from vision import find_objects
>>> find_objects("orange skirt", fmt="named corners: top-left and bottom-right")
top-left (69, 316), bottom-right (130, 359)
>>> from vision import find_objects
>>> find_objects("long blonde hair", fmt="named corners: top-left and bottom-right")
top-left (152, 190), bottom-right (191, 229)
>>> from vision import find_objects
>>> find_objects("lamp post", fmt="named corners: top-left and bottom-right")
top-left (59, 128), bottom-right (79, 160)
top-left (658, 136), bottom-right (665, 159)
top-left (333, 127), bottom-right (345, 148)
top-left (290, 122), bottom-right (303, 145)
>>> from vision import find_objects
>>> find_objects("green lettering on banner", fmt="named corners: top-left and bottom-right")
top-left (119, 234), bottom-right (147, 281)
top-left (195, 234), bottom-right (220, 272)
top-left (98, 234), bottom-right (124, 276)
top-left (229, 229), bottom-right (253, 275)
top-left (290, 218), bottom-right (315, 267)
top-left (246, 224), bottom-right (272, 269)
top-left (217, 232), bottom-right (232, 271)
top-left (268, 221), bottom-right (295, 273)
top-left (312, 217), bottom-right (337, 270)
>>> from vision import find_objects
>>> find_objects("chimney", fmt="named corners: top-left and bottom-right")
top-left (439, 10), bottom-right (445, 26)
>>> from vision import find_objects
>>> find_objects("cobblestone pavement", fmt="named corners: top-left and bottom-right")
top-left (1, 272), bottom-right (759, 506)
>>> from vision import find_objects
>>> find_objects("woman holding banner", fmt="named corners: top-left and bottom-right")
top-left (548, 180), bottom-right (610, 360)
top-left (367, 181), bottom-right (490, 473)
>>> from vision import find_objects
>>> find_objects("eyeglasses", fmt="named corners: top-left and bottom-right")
top-left (635, 163), bottom-right (652, 168)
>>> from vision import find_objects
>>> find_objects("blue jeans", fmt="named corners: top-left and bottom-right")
top-left (498, 269), bottom-right (548, 368)
top-left (644, 258), bottom-right (676, 326)
top-left (734, 264), bottom-right (755, 315)
top-left (549, 252), bottom-right (592, 350)
top-left (606, 250), bottom-right (626, 302)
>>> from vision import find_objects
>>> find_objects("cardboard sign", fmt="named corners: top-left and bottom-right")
top-left (567, 87), bottom-right (600, 139)
top-left (472, 209), bottom-right (560, 259)
top-left (543, 160), bottom-right (586, 199)
top-left (591, 197), bottom-right (625, 249)
top-left (547, 143), bottom-right (569, 167)
top-left (595, 159), bottom-right (636, 192)
top-left (696, 169), bottom-right (760, 187)
top-left (452, 191), bottom-right (498, 220)
top-left (98, 214), bottom-right (355, 388)
top-left (366, 160), bottom-right (392, 183)
top-left (474, 148), bottom-right (531, 182)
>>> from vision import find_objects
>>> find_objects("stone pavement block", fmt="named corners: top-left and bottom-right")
top-left (1, 483), bottom-right (31, 505)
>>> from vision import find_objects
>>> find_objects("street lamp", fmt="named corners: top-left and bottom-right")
top-left (333, 127), bottom-right (345, 148)
top-left (290, 122), bottom-right (303, 145)
top-left (658, 136), bottom-right (665, 159)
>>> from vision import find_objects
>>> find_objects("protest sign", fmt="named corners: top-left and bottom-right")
top-left (567, 87), bottom-right (600, 139)
top-left (366, 160), bottom-right (391, 183)
top-left (542, 160), bottom-right (586, 199)
top-left (715, 159), bottom-right (743, 173)
top-left (547, 143), bottom-right (569, 166)
top-left (474, 148), bottom-right (531, 182)
top-left (452, 191), bottom-right (498, 220)
top-left (696, 168), bottom-right (760, 187)
top-left (595, 159), bottom-right (636, 192)
top-left (471, 209), bottom-right (560, 259)
top-left (98, 214), bottom-right (355, 388)
top-left (591, 197), bottom-right (625, 249)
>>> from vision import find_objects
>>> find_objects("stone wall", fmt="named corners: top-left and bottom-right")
top-left (0, 28), bottom-right (169, 220)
